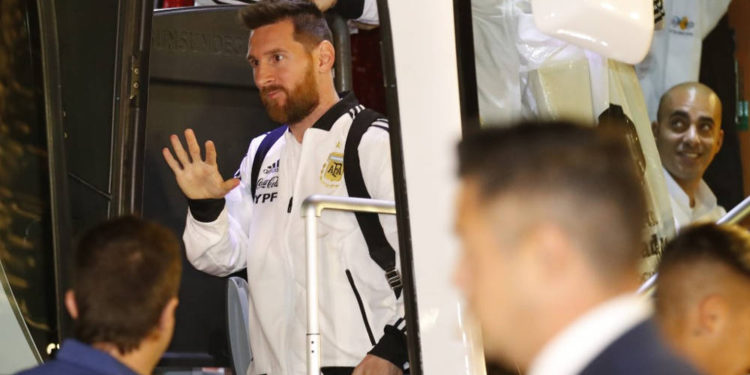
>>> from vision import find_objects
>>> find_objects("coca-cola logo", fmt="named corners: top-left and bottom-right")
top-left (256, 176), bottom-right (279, 189)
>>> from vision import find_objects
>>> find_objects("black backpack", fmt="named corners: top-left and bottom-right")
top-left (249, 109), bottom-right (402, 298)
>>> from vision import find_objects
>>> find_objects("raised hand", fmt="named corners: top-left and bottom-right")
top-left (162, 129), bottom-right (240, 200)
top-left (312, 0), bottom-right (337, 11)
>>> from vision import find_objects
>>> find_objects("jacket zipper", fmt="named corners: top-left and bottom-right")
top-left (346, 269), bottom-right (376, 346)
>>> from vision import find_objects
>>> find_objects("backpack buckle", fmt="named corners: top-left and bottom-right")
top-left (385, 268), bottom-right (403, 291)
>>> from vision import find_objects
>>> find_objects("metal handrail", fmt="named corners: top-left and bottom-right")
top-left (326, 13), bottom-right (353, 93)
top-left (638, 195), bottom-right (750, 295)
top-left (301, 195), bottom-right (396, 375)
top-left (637, 273), bottom-right (658, 295)
top-left (716, 195), bottom-right (750, 225)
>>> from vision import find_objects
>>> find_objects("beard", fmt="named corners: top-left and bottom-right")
top-left (260, 62), bottom-right (320, 125)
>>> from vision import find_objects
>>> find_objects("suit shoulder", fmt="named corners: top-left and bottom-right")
top-left (580, 320), bottom-right (700, 375)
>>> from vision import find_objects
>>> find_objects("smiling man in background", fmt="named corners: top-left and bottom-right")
top-left (653, 82), bottom-right (725, 230)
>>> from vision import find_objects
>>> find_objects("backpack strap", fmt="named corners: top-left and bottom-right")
top-left (250, 125), bottom-right (287, 200)
top-left (344, 109), bottom-right (402, 298)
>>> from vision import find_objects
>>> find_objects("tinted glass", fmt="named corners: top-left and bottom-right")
top-left (0, 0), bottom-right (58, 360)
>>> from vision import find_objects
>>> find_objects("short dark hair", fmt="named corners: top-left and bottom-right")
top-left (239, 0), bottom-right (332, 50)
top-left (656, 224), bottom-right (750, 319)
top-left (658, 223), bottom-right (750, 280)
top-left (458, 122), bottom-right (647, 279)
top-left (72, 216), bottom-right (182, 353)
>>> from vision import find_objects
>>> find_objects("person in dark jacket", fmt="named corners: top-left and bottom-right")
top-left (453, 122), bottom-right (700, 375)
top-left (17, 216), bottom-right (182, 375)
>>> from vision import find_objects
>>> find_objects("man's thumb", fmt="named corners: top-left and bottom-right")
top-left (222, 178), bottom-right (240, 193)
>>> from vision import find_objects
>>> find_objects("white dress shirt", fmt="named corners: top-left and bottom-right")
top-left (528, 294), bottom-right (653, 375)
top-left (663, 169), bottom-right (726, 231)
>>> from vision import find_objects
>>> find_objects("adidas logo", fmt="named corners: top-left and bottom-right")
top-left (263, 160), bottom-right (279, 174)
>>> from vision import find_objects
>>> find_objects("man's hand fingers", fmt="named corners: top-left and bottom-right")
top-left (205, 140), bottom-right (217, 166)
top-left (169, 134), bottom-right (191, 166)
top-left (222, 178), bottom-right (240, 194)
top-left (353, 355), bottom-right (401, 375)
top-left (315, 0), bottom-right (337, 11)
top-left (162, 147), bottom-right (183, 174)
top-left (184, 128), bottom-right (203, 162)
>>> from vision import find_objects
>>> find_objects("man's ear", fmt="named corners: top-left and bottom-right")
top-left (525, 222), bottom-right (573, 282)
top-left (651, 121), bottom-right (659, 138)
top-left (316, 40), bottom-right (335, 72)
top-left (715, 128), bottom-right (724, 152)
top-left (158, 298), bottom-right (179, 333)
top-left (64, 290), bottom-right (78, 320)
top-left (696, 295), bottom-right (727, 336)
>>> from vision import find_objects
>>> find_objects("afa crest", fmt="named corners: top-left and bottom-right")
top-left (320, 152), bottom-right (344, 187)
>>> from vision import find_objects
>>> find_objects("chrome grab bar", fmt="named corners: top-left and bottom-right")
top-left (638, 195), bottom-right (750, 295)
top-left (637, 273), bottom-right (658, 295)
top-left (301, 195), bottom-right (396, 375)
top-left (716, 195), bottom-right (750, 225)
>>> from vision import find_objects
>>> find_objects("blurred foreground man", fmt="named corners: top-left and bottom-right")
top-left (17, 216), bottom-right (182, 375)
top-left (656, 223), bottom-right (750, 375)
top-left (454, 123), bottom-right (699, 375)
top-left (653, 82), bottom-right (725, 229)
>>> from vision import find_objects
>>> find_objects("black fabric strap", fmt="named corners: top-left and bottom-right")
top-left (330, 0), bottom-right (365, 20)
top-left (321, 367), bottom-right (355, 375)
top-left (344, 108), bottom-right (402, 298)
top-left (250, 126), bottom-right (287, 199)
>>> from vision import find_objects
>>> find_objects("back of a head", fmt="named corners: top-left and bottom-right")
top-left (656, 223), bottom-right (750, 318)
top-left (458, 121), bottom-right (647, 282)
top-left (656, 223), bottom-right (750, 374)
top-left (72, 216), bottom-right (182, 353)
top-left (239, 0), bottom-right (332, 49)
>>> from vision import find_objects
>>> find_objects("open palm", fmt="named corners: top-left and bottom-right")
top-left (162, 129), bottom-right (239, 200)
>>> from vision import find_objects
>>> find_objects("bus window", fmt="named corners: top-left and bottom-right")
top-left (0, 0), bottom-right (58, 369)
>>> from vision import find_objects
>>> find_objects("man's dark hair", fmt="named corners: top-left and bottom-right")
top-left (656, 224), bottom-right (750, 319)
top-left (239, 0), bottom-right (332, 50)
top-left (72, 216), bottom-right (181, 353)
top-left (458, 122), bottom-right (647, 280)
top-left (658, 223), bottom-right (750, 280)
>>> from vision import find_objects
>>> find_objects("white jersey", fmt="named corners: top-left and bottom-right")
top-left (636, 0), bottom-right (730, 122)
top-left (183, 93), bottom-right (404, 374)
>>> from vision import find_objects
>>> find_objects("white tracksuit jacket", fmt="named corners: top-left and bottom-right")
top-left (183, 94), bottom-right (404, 374)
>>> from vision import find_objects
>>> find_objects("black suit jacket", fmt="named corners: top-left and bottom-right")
top-left (579, 319), bottom-right (701, 375)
